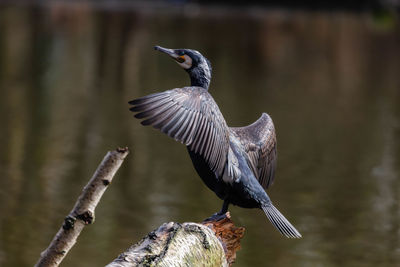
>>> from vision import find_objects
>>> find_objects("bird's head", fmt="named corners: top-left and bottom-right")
top-left (154, 46), bottom-right (212, 90)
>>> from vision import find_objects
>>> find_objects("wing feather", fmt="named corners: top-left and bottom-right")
top-left (205, 125), bottom-right (216, 162)
top-left (230, 113), bottom-right (277, 190)
top-left (178, 111), bottom-right (195, 142)
top-left (129, 87), bottom-right (229, 177)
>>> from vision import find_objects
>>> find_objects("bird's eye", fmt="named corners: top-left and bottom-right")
top-left (177, 50), bottom-right (185, 56)
top-left (176, 56), bottom-right (185, 63)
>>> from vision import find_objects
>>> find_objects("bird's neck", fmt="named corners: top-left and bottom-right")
top-left (189, 68), bottom-right (211, 90)
top-left (191, 76), bottom-right (210, 89)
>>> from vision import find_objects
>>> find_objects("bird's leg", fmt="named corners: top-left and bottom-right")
top-left (204, 199), bottom-right (230, 222)
top-left (218, 199), bottom-right (230, 215)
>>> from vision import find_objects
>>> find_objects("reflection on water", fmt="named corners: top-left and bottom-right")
top-left (0, 3), bottom-right (399, 266)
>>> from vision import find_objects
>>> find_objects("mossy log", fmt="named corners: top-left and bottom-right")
top-left (107, 213), bottom-right (245, 267)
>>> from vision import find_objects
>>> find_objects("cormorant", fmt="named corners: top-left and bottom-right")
top-left (129, 46), bottom-right (301, 238)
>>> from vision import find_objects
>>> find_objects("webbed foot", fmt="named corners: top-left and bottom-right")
top-left (203, 211), bottom-right (229, 222)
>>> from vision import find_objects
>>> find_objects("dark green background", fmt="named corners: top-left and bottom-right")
top-left (0, 2), bottom-right (399, 266)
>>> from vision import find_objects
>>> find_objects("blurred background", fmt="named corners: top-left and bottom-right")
top-left (0, 0), bottom-right (399, 266)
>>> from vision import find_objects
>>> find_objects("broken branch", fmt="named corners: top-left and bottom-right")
top-left (35, 147), bottom-right (129, 267)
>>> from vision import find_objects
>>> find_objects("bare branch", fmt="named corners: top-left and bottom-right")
top-left (35, 147), bottom-right (129, 267)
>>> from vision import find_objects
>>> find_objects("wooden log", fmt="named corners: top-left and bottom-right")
top-left (107, 212), bottom-right (245, 267)
top-left (35, 147), bottom-right (129, 267)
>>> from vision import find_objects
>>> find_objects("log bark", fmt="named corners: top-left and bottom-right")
top-left (35, 147), bottom-right (129, 267)
top-left (107, 213), bottom-right (245, 267)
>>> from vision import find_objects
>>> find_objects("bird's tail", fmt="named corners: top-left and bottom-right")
top-left (262, 204), bottom-right (302, 238)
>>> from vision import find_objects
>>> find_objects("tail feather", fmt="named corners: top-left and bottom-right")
top-left (262, 204), bottom-right (302, 238)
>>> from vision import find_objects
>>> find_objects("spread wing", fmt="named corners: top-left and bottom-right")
top-left (230, 113), bottom-right (277, 190)
top-left (129, 87), bottom-right (229, 177)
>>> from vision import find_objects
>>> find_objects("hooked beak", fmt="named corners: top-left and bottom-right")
top-left (154, 46), bottom-right (185, 63)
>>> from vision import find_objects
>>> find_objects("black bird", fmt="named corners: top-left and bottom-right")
top-left (129, 46), bottom-right (301, 238)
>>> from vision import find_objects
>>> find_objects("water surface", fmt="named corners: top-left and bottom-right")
top-left (0, 3), bottom-right (399, 266)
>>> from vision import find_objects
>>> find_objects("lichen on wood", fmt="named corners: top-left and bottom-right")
top-left (107, 213), bottom-right (244, 267)
top-left (203, 213), bottom-right (245, 265)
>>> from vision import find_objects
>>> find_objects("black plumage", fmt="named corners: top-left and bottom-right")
top-left (129, 46), bottom-right (301, 238)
